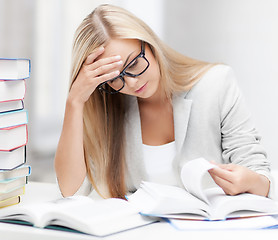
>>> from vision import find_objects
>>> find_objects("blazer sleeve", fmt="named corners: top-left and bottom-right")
top-left (219, 66), bottom-right (275, 199)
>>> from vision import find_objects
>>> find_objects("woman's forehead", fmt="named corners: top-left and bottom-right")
top-left (98, 39), bottom-right (140, 59)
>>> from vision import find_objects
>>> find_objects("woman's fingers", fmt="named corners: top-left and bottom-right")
top-left (83, 50), bottom-right (123, 82)
top-left (84, 47), bottom-right (123, 76)
top-left (84, 46), bottom-right (105, 65)
top-left (209, 164), bottom-right (254, 195)
top-left (90, 55), bottom-right (122, 70)
top-left (94, 70), bottom-right (120, 86)
top-left (208, 166), bottom-right (234, 183)
top-left (209, 165), bottom-right (241, 195)
top-left (209, 173), bottom-right (235, 195)
top-left (92, 59), bottom-right (123, 78)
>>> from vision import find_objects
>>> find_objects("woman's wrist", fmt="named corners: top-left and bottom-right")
top-left (248, 173), bottom-right (270, 197)
top-left (66, 94), bottom-right (85, 112)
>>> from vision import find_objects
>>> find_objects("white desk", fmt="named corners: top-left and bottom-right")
top-left (1, 181), bottom-right (278, 240)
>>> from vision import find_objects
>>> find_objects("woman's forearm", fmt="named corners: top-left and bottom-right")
top-left (54, 98), bottom-right (87, 197)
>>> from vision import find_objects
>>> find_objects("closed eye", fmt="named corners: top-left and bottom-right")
top-left (127, 59), bottom-right (138, 70)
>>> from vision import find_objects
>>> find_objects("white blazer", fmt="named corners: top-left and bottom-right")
top-left (76, 64), bottom-right (275, 198)
top-left (124, 64), bottom-right (274, 198)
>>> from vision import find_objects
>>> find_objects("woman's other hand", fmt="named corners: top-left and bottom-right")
top-left (208, 163), bottom-right (270, 197)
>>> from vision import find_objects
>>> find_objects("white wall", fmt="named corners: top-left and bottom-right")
top-left (1, 0), bottom-right (277, 181)
top-left (31, 0), bottom-right (102, 154)
top-left (164, 0), bottom-right (278, 169)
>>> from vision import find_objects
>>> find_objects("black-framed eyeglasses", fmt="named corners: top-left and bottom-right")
top-left (97, 41), bottom-right (150, 94)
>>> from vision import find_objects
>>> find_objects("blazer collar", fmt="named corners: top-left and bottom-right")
top-left (172, 92), bottom-right (192, 153)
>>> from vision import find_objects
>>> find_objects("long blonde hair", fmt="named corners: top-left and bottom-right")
top-left (69, 4), bottom-right (213, 198)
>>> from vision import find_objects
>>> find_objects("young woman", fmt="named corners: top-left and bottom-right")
top-left (54, 4), bottom-right (273, 199)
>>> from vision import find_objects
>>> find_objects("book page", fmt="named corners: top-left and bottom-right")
top-left (128, 181), bottom-right (210, 218)
top-left (40, 197), bottom-right (152, 236)
top-left (169, 215), bottom-right (278, 230)
top-left (0, 196), bottom-right (153, 236)
top-left (0, 196), bottom-right (95, 226)
top-left (181, 158), bottom-right (217, 204)
top-left (0, 200), bottom-right (58, 225)
top-left (204, 187), bottom-right (278, 220)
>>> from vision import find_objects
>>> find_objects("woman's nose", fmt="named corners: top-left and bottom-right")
top-left (124, 76), bottom-right (138, 88)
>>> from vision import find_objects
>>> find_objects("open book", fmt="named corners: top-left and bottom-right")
top-left (128, 158), bottom-right (278, 220)
top-left (0, 195), bottom-right (155, 236)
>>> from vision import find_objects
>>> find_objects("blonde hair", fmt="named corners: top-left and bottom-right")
top-left (69, 4), bottom-right (214, 198)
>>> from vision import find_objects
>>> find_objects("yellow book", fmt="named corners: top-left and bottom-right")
top-left (0, 195), bottom-right (20, 208)
top-left (0, 186), bottom-right (25, 201)
top-left (0, 176), bottom-right (27, 194)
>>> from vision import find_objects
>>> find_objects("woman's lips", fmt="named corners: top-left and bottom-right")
top-left (135, 82), bottom-right (147, 93)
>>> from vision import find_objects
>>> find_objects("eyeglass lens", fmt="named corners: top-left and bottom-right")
top-left (106, 56), bottom-right (148, 91)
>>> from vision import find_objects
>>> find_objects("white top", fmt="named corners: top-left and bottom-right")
top-left (142, 141), bottom-right (179, 186)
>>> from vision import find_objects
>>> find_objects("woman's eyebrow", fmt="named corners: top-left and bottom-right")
top-left (123, 51), bottom-right (135, 68)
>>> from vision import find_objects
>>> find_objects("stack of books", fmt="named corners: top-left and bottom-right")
top-left (0, 58), bottom-right (31, 208)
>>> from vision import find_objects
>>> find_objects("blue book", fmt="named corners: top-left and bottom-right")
top-left (0, 165), bottom-right (31, 181)
top-left (0, 58), bottom-right (31, 80)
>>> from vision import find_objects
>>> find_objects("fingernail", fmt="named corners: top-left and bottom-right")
top-left (92, 46), bottom-right (104, 54)
top-left (117, 60), bottom-right (123, 65)
top-left (94, 46), bottom-right (104, 52)
top-left (115, 55), bottom-right (121, 60)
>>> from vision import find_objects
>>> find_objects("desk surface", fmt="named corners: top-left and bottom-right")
top-left (1, 181), bottom-right (278, 240)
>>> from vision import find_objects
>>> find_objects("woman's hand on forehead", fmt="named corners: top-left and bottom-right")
top-left (68, 46), bottom-right (123, 105)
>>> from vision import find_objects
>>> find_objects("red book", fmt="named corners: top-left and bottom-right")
top-left (0, 80), bottom-right (26, 103)
top-left (0, 124), bottom-right (28, 151)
